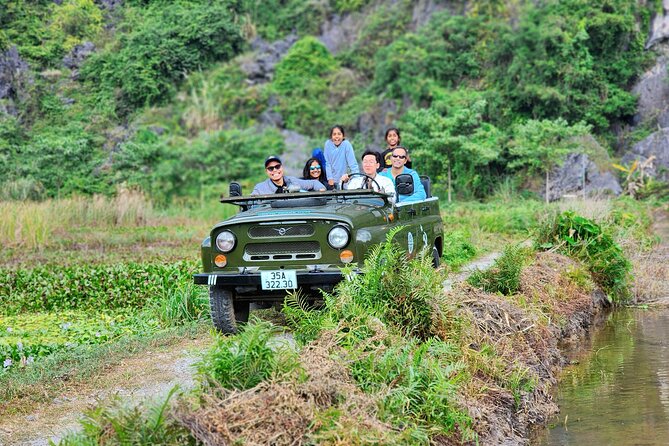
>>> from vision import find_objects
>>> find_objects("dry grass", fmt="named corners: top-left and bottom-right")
top-left (446, 252), bottom-right (602, 443)
top-left (176, 332), bottom-right (391, 446)
top-left (0, 189), bottom-right (155, 249)
top-left (554, 197), bottom-right (612, 221)
top-left (630, 245), bottom-right (669, 303)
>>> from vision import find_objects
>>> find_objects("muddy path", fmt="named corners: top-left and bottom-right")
top-left (0, 334), bottom-right (213, 446)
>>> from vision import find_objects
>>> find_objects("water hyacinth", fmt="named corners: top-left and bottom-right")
top-left (3, 358), bottom-right (12, 368)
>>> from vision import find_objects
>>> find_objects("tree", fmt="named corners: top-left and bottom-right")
top-left (509, 118), bottom-right (591, 203)
top-left (402, 93), bottom-right (503, 201)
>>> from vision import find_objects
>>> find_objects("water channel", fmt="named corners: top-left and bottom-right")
top-left (533, 307), bottom-right (669, 445)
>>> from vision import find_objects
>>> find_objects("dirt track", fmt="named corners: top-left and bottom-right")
top-left (0, 335), bottom-right (212, 446)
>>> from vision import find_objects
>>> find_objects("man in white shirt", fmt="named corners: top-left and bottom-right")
top-left (345, 150), bottom-right (396, 204)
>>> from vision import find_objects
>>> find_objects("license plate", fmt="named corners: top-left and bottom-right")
top-left (261, 270), bottom-right (297, 290)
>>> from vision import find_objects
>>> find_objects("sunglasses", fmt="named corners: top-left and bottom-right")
top-left (309, 165), bottom-right (322, 171)
top-left (266, 164), bottom-right (282, 172)
top-left (392, 154), bottom-right (407, 159)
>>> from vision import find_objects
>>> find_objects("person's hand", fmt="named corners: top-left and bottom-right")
top-left (341, 174), bottom-right (349, 182)
top-left (328, 180), bottom-right (334, 186)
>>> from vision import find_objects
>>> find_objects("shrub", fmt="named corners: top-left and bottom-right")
top-left (441, 231), bottom-right (477, 270)
top-left (58, 389), bottom-right (195, 446)
top-left (468, 244), bottom-right (530, 295)
top-left (534, 211), bottom-right (632, 302)
top-left (113, 126), bottom-right (284, 203)
top-left (331, 228), bottom-right (447, 340)
top-left (271, 36), bottom-right (337, 133)
top-left (197, 319), bottom-right (301, 390)
top-left (350, 337), bottom-right (473, 441)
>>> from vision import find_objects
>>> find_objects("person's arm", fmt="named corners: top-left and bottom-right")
top-left (345, 176), bottom-right (362, 190)
top-left (294, 178), bottom-right (326, 191)
top-left (378, 175), bottom-right (396, 204)
top-left (324, 140), bottom-right (336, 186)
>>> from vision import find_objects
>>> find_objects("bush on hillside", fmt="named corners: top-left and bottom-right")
top-left (81, 2), bottom-right (246, 112)
top-left (271, 36), bottom-right (337, 134)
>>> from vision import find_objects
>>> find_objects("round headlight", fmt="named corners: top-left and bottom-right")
top-left (216, 230), bottom-right (236, 252)
top-left (328, 226), bottom-right (350, 249)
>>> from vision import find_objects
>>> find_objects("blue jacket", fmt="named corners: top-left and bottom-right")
top-left (251, 176), bottom-right (326, 195)
top-left (380, 167), bottom-right (426, 203)
top-left (324, 139), bottom-right (359, 183)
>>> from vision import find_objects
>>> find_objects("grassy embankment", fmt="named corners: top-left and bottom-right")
top-left (1, 193), bottom-right (660, 444)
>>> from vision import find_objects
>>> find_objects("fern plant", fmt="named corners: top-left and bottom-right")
top-left (197, 319), bottom-right (301, 390)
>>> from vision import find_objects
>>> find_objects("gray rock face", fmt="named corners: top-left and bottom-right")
top-left (546, 153), bottom-right (622, 202)
top-left (631, 48), bottom-right (669, 127)
top-left (646, 0), bottom-right (669, 49)
top-left (62, 42), bottom-right (96, 70)
top-left (0, 46), bottom-right (32, 116)
top-left (280, 129), bottom-right (312, 177)
top-left (622, 128), bottom-right (669, 182)
top-left (319, 0), bottom-right (446, 55)
top-left (94, 0), bottom-right (122, 11)
top-left (240, 34), bottom-right (299, 85)
top-left (355, 99), bottom-right (400, 151)
top-left (319, 13), bottom-right (364, 55)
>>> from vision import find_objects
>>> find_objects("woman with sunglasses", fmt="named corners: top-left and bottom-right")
top-left (302, 157), bottom-right (328, 185)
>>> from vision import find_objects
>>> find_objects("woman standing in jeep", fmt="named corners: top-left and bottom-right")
top-left (324, 125), bottom-right (359, 188)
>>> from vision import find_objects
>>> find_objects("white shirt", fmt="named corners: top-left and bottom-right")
top-left (345, 174), bottom-right (396, 204)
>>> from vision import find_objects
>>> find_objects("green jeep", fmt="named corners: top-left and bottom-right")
top-left (194, 174), bottom-right (443, 333)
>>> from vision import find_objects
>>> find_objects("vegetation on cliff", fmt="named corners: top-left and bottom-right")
top-left (0, 0), bottom-right (658, 202)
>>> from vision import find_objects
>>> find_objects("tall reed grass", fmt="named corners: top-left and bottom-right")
top-left (0, 189), bottom-right (155, 249)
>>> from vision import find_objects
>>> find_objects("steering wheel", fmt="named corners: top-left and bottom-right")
top-left (344, 172), bottom-right (382, 191)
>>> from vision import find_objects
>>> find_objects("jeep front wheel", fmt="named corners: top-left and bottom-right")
top-left (209, 287), bottom-right (250, 334)
top-left (431, 246), bottom-right (440, 268)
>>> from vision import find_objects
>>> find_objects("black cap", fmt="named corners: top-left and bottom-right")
top-left (264, 155), bottom-right (282, 167)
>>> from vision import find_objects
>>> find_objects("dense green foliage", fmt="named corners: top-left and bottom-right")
top-left (0, 0), bottom-right (661, 201)
top-left (0, 310), bottom-right (155, 366)
top-left (0, 260), bottom-right (197, 314)
top-left (534, 211), bottom-right (633, 302)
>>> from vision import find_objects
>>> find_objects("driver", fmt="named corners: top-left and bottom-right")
top-left (252, 155), bottom-right (326, 195)
top-left (345, 150), bottom-right (396, 204)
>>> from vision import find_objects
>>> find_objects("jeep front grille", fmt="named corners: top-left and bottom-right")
top-left (248, 224), bottom-right (314, 238)
top-left (244, 241), bottom-right (321, 261)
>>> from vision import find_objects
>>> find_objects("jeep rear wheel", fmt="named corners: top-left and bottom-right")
top-left (209, 287), bottom-right (249, 334)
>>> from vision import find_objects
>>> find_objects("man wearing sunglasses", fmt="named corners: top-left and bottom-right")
top-left (379, 147), bottom-right (426, 202)
top-left (252, 155), bottom-right (327, 195)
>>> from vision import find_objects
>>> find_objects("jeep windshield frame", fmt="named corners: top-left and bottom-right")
top-left (219, 189), bottom-right (392, 208)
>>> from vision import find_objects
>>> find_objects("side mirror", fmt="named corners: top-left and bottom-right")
top-left (395, 173), bottom-right (414, 196)
top-left (229, 182), bottom-right (242, 197)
